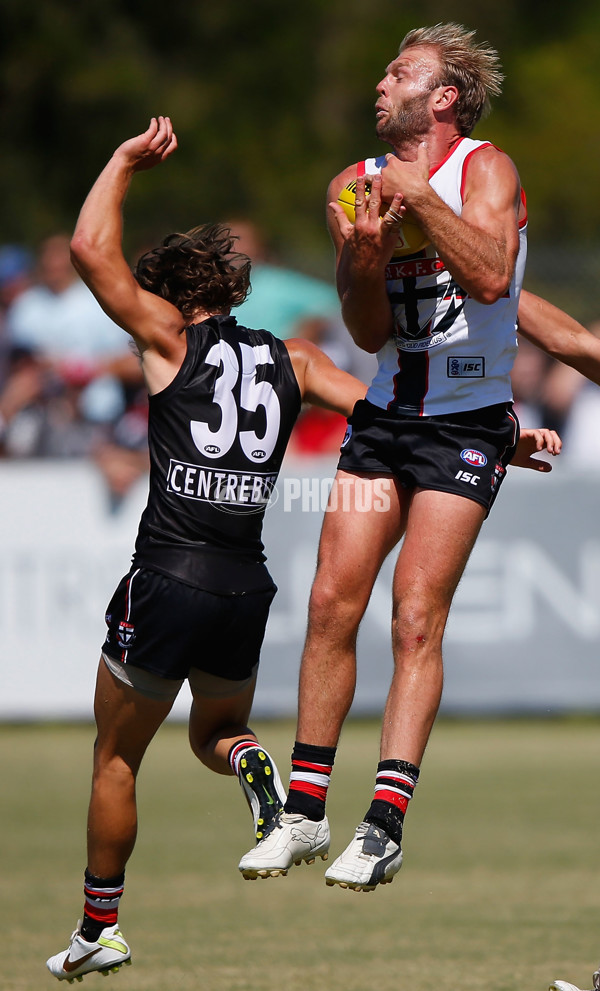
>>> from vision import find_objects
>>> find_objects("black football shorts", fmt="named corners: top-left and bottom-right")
top-left (338, 399), bottom-right (519, 515)
top-left (102, 567), bottom-right (276, 682)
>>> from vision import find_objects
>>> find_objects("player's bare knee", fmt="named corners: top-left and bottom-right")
top-left (308, 576), bottom-right (365, 633)
top-left (92, 752), bottom-right (137, 788)
top-left (391, 601), bottom-right (445, 656)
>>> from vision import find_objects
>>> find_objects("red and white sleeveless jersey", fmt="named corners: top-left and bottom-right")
top-left (362, 137), bottom-right (527, 416)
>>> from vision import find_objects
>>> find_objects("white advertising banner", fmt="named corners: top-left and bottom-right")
top-left (1, 458), bottom-right (599, 720)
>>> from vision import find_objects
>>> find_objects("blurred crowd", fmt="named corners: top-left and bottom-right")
top-left (1, 228), bottom-right (597, 508)
top-left (0, 236), bottom-right (149, 508)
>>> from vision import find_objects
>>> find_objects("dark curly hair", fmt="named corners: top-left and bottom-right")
top-left (134, 223), bottom-right (251, 321)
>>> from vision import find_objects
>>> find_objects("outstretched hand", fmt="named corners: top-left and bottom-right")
top-left (114, 116), bottom-right (178, 173)
top-left (328, 173), bottom-right (406, 266)
top-left (511, 427), bottom-right (562, 472)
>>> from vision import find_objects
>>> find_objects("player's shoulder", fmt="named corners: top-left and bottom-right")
top-left (462, 139), bottom-right (521, 193)
top-left (466, 140), bottom-right (518, 174)
top-left (283, 335), bottom-right (314, 366)
top-left (214, 314), bottom-right (278, 347)
top-left (327, 161), bottom-right (362, 201)
top-left (283, 337), bottom-right (326, 390)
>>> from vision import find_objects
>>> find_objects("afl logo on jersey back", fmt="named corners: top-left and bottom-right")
top-left (252, 449), bottom-right (266, 460)
top-left (204, 445), bottom-right (221, 455)
top-left (460, 449), bottom-right (487, 467)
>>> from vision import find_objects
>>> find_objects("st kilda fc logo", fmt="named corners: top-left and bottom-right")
top-left (117, 621), bottom-right (136, 649)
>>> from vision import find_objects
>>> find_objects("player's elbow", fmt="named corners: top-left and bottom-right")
top-left (544, 338), bottom-right (571, 363)
top-left (474, 275), bottom-right (512, 306)
top-left (343, 310), bottom-right (392, 353)
top-left (70, 230), bottom-right (94, 270)
top-left (350, 333), bottom-right (383, 354)
top-left (70, 229), bottom-right (105, 281)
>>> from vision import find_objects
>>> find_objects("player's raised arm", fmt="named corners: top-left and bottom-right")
top-left (284, 337), bottom-right (366, 416)
top-left (327, 170), bottom-right (401, 354)
top-left (518, 290), bottom-right (600, 386)
top-left (70, 117), bottom-right (182, 354)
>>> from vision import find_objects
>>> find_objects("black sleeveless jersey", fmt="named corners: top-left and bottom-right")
top-left (132, 315), bottom-right (302, 593)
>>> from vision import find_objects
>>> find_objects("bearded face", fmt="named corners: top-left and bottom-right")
top-left (376, 89), bottom-right (433, 145)
top-left (375, 47), bottom-right (442, 148)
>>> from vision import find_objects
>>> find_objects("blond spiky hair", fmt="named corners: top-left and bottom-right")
top-left (400, 22), bottom-right (504, 135)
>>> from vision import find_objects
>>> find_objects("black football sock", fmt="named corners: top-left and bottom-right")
top-left (283, 741), bottom-right (336, 821)
top-left (363, 759), bottom-right (420, 846)
top-left (80, 869), bottom-right (125, 942)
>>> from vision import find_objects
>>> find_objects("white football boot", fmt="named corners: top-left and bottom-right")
top-left (46, 922), bottom-right (131, 982)
top-left (324, 821), bottom-right (402, 891)
top-left (550, 967), bottom-right (600, 991)
top-left (239, 812), bottom-right (330, 878)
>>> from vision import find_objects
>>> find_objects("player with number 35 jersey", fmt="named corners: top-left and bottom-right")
top-left (133, 314), bottom-right (302, 594)
top-left (46, 116), bottom-right (366, 982)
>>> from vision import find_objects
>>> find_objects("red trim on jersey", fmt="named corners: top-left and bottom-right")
top-left (355, 138), bottom-right (466, 182)
top-left (459, 142), bottom-right (493, 202)
top-left (420, 351), bottom-right (429, 416)
top-left (459, 143), bottom-right (528, 227)
top-left (519, 187), bottom-right (528, 228)
top-left (429, 136), bottom-right (466, 179)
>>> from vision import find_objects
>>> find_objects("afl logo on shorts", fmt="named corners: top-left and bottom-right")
top-left (341, 424), bottom-right (352, 448)
top-left (117, 621), bottom-right (136, 649)
top-left (460, 448), bottom-right (487, 467)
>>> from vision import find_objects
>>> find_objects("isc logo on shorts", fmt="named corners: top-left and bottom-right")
top-left (460, 449), bottom-right (487, 467)
top-left (447, 357), bottom-right (485, 377)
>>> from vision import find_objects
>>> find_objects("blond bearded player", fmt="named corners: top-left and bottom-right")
top-left (239, 22), bottom-right (534, 891)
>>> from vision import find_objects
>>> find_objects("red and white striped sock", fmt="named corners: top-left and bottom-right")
top-left (80, 869), bottom-right (125, 942)
top-left (284, 741), bottom-right (336, 821)
top-left (364, 759), bottom-right (420, 844)
top-left (228, 739), bottom-right (260, 777)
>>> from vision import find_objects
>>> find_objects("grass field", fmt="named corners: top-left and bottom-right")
top-left (3, 717), bottom-right (600, 991)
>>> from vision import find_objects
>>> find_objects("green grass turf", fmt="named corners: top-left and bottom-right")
top-left (2, 717), bottom-right (600, 991)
